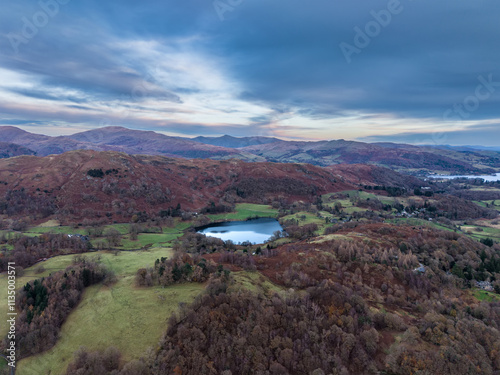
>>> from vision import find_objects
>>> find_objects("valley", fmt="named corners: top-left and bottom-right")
top-left (3, 0), bottom-right (500, 373)
top-left (0, 146), bottom-right (499, 374)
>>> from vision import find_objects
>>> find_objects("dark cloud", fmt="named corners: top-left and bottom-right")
top-left (9, 88), bottom-right (88, 103)
top-left (0, 119), bottom-right (47, 125)
top-left (0, 0), bottom-right (499, 144)
top-left (212, 0), bottom-right (500, 120)
top-left (360, 123), bottom-right (500, 147)
top-left (66, 104), bottom-right (93, 110)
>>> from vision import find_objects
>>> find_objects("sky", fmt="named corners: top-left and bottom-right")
top-left (1, 0), bottom-right (499, 146)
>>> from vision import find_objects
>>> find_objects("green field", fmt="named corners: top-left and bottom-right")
top-left (5, 206), bottom-right (277, 254)
top-left (283, 211), bottom-right (325, 224)
top-left (18, 280), bottom-right (203, 375)
top-left (24, 225), bottom-right (86, 235)
top-left (473, 200), bottom-right (500, 209)
top-left (461, 225), bottom-right (500, 241)
top-left (0, 248), bottom-right (174, 338)
top-left (280, 210), bottom-right (341, 236)
top-left (322, 191), bottom-right (382, 215)
top-left (207, 203), bottom-right (278, 221)
top-left (1, 247), bottom-right (207, 375)
top-left (118, 231), bottom-right (184, 250)
top-left (386, 217), bottom-right (455, 232)
top-left (473, 289), bottom-right (500, 302)
top-left (323, 190), bottom-right (430, 215)
top-left (324, 190), bottom-right (388, 203)
top-left (0, 357), bottom-right (6, 371)
top-left (25, 223), bottom-right (134, 236)
top-left (15, 221), bottom-right (189, 252)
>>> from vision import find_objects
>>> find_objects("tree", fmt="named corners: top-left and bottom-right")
top-left (105, 228), bottom-right (121, 247)
top-left (481, 238), bottom-right (494, 247)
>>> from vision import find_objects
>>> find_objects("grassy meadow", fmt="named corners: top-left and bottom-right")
top-left (0, 247), bottom-right (207, 375)
top-left (207, 203), bottom-right (278, 221)
top-left (473, 289), bottom-right (500, 302)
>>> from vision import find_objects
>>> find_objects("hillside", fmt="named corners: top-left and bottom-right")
top-left (0, 126), bottom-right (260, 160)
top-left (0, 126), bottom-right (109, 156)
top-left (241, 139), bottom-right (500, 174)
top-left (327, 164), bottom-right (425, 189)
top-left (0, 142), bottom-right (36, 158)
top-left (1, 126), bottom-right (499, 174)
top-left (192, 134), bottom-right (280, 148)
top-left (68, 127), bottom-right (262, 160)
top-left (1, 151), bottom-right (499, 375)
top-left (0, 150), bottom-right (360, 224)
top-left (0, 150), bottom-right (438, 226)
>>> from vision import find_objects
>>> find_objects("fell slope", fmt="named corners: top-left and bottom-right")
top-left (68, 127), bottom-right (261, 160)
top-left (241, 139), bottom-right (498, 173)
top-left (192, 134), bottom-right (280, 148)
top-left (327, 164), bottom-right (425, 189)
top-left (2, 126), bottom-right (499, 173)
top-left (0, 142), bottom-right (36, 158)
top-left (0, 150), bottom-right (358, 223)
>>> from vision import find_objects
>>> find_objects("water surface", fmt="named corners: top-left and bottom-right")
top-left (428, 173), bottom-right (500, 182)
top-left (197, 218), bottom-right (282, 244)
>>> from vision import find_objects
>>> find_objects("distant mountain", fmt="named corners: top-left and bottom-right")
top-left (430, 144), bottom-right (500, 152)
top-left (0, 126), bottom-right (108, 156)
top-left (0, 142), bottom-right (36, 158)
top-left (1, 126), bottom-right (499, 174)
top-left (0, 126), bottom-right (49, 146)
top-left (192, 135), bottom-right (281, 148)
top-left (241, 139), bottom-right (500, 174)
top-left (0, 126), bottom-right (261, 161)
top-left (67, 126), bottom-right (262, 160)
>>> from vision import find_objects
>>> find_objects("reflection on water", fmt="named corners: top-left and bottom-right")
top-left (428, 173), bottom-right (500, 182)
top-left (197, 218), bottom-right (283, 244)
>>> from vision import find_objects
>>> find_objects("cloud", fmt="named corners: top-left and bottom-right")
top-left (360, 123), bottom-right (500, 147)
top-left (8, 88), bottom-right (89, 103)
top-left (0, 0), bottom-right (499, 144)
top-left (0, 119), bottom-right (47, 126)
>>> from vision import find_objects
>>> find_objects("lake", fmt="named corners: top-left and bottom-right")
top-left (197, 218), bottom-right (283, 244)
top-left (428, 173), bottom-right (500, 182)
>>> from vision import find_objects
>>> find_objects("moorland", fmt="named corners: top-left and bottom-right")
top-left (0, 128), bottom-right (499, 375)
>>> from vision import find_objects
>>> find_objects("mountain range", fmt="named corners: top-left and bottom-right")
top-left (1, 126), bottom-right (499, 175)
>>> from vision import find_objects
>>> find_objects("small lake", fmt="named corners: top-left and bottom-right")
top-left (428, 173), bottom-right (500, 182)
top-left (197, 218), bottom-right (283, 244)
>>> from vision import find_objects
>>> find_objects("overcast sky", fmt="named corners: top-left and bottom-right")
top-left (1, 0), bottom-right (499, 145)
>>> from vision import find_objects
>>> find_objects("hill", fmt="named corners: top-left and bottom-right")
top-left (0, 151), bottom-right (499, 375)
top-left (0, 126), bottom-right (260, 161)
top-left (1, 126), bottom-right (499, 174)
top-left (0, 142), bottom-right (36, 158)
top-left (192, 134), bottom-right (280, 148)
top-left (0, 126), bottom-right (108, 156)
top-left (241, 139), bottom-right (500, 174)
top-left (327, 163), bottom-right (424, 189)
top-left (67, 127), bottom-right (262, 160)
top-left (0, 150), bottom-right (364, 224)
